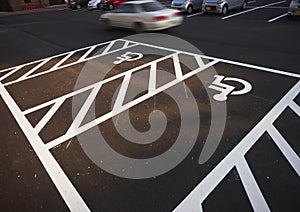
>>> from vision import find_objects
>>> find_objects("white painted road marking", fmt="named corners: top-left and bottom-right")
top-left (0, 83), bottom-right (91, 212)
top-left (247, 0), bottom-right (256, 4)
top-left (186, 12), bottom-right (203, 18)
top-left (208, 75), bottom-right (252, 101)
top-left (222, 0), bottom-right (286, 20)
top-left (174, 81), bottom-right (300, 212)
top-left (1, 39), bottom-right (300, 212)
top-left (268, 13), bottom-right (288, 22)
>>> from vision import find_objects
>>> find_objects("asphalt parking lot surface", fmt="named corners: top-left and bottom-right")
top-left (0, 1), bottom-right (299, 211)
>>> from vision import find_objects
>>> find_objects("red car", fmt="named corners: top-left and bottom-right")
top-left (98, 0), bottom-right (128, 10)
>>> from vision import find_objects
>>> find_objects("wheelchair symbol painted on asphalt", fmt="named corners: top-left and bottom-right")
top-left (113, 51), bottom-right (144, 65)
top-left (209, 75), bottom-right (252, 101)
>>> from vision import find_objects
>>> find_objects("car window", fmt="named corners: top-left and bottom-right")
top-left (141, 1), bottom-right (165, 12)
top-left (115, 3), bottom-right (137, 13)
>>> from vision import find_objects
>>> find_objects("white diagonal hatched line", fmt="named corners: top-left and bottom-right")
top-left (267, 125), bottom-right (300, 176)
top-left (3, 42), bottom-right (139, 87)
top-left (0, 40), bottom-right (112, 74)
top-left (113, 71), bottom-right (132, 112)
top-left (21, 52), bottom-right (175, 117)
top-left (47, 51), bottom-right (76, 72)
top-left (34, 98), bottom-right (65, 133)
top-left (45, 53), bottom-right (217, 149)
top-left (236, 157), bottom-right (270, 211)
top-left (77, 45), bottom-right (97, 63)
top-left (174, 81), bottom-right (300, 212)
top-left (18, 58), bottom-right (51, 81)
top-left (22, 82), bottom-right (99, 115)
top-left (289, 101), bottom-right (300, 117)
top-left (0, 39), bottom-right (137, 86)
top-left (0, 66), bottom-right (23, 81)
top-left (0, 66), bottom-right (17, 73)
top-left (173, 53), bottom-right (183, 79)
top-left (123, 40), bottom-right (131, 48)
top-left (148, 62), bottom-right (157, 93)
top-left (0, 83), bottom-right (90, 212)
top-left (66, 82), bottom-right (102, 136)
top-left (101, 40), bottom-right (116, 55)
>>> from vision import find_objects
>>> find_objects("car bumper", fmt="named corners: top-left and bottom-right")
top-left (88, 4), bottom-right (97, 9)
top-left (170, 5), bottom-right (188, 12)
top-left (202, 3), bottom-right (223, 13)
top-left (288, 8), bottom-right (300, 16)
top-left (144, 17), bottom-right (183, 31)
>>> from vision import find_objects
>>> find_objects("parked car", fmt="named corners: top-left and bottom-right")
top-left (88, 0), bottom-right (101, 9)
top-left (68, 0), bottom-right (89, 9)
top-left (100, 0), bottom-right (183, 32)
top-left (171, 0), bottom-right (203, 14)
top-left (89, 0), bottom-right (127, 10)
top-left (202, 0), bottom-right (246, 15)
top-left (288, 0), bottom-right (300, 18)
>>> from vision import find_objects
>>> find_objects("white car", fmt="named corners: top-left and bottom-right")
top-left (88, 0), bottom-right (101, 10)
top-left (100, 0), bottom-right (183, 32)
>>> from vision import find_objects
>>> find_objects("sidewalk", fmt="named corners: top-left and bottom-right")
top-left (0, 3), bottom-right (68, 17)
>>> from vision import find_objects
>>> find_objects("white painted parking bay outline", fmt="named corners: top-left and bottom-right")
top-left (221, 0), bottom-right (286, 20)
top-left (174, 81), bottom-right (300, 211)
top-left (0, 39), bottom-right (299, 212)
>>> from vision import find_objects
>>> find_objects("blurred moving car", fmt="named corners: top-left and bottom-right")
top-left (68, 0), bottom-right (89, 9)
top-left (171, 0), bottom-right (203, 14)
top-left (100, 0), bottom-right (183, 32)
top-left (88, 0), bottom-right (127, 10)
top-left (202, 0), bottom-right (246, 14)
top-left (288, 0), bottom-right (300, 17)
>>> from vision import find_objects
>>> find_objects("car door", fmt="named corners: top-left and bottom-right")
top-left (109, 4), bottom-right (127, 28)
top-left (117, 4), bottom-right (139, 29)
top-left (232, 0), bottom-right (242, 9)
top-left (192, 0), bottom-right (203, 10)
top-left (226, 0), bottom-right (235, 10)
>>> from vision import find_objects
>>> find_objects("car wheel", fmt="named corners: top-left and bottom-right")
top-left (108, 4), bottom-right (114, 10)
top-left (187, 5), bottom-right (193, 14)
top-left (241, 1), bottom-right (247, 10)
top-left (76, 4), bottom-right (81, 9)
top-left (222, 5), bottom-right (228, 15)
top-left (133, 22), bottom-right (144, 33)
top-left (97, 3), bottom-right (101, 10)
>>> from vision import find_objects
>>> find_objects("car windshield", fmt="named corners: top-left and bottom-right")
top-left (141, 1), bottom-right (165, 12)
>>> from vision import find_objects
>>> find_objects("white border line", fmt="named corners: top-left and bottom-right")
top-left (268, 13), bottom-right (288, 22)
top-left (267, 125), bottom-right (300, 176)
top-left (221, 0), bottom-right (286, 20)
top-left (2, 39), bottom-right (300, 212)
top-left (236, 157), bottom-right (270, 211)
top-left (123, 39), bottom-right (300, 79)
top-left (174, 80), bottom-right (300, 211)
top-left (186, 12), bottom-right (203, 18)
top-left (0, 83), bottom-right (91, 212)
top-left (1, 38), bottom-right (299, 86)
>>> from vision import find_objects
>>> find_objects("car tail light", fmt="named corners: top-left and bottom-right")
top-left (173, 12), bottom-right (182, 17)
top-left (153, 16), bottom-right (168, 21)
